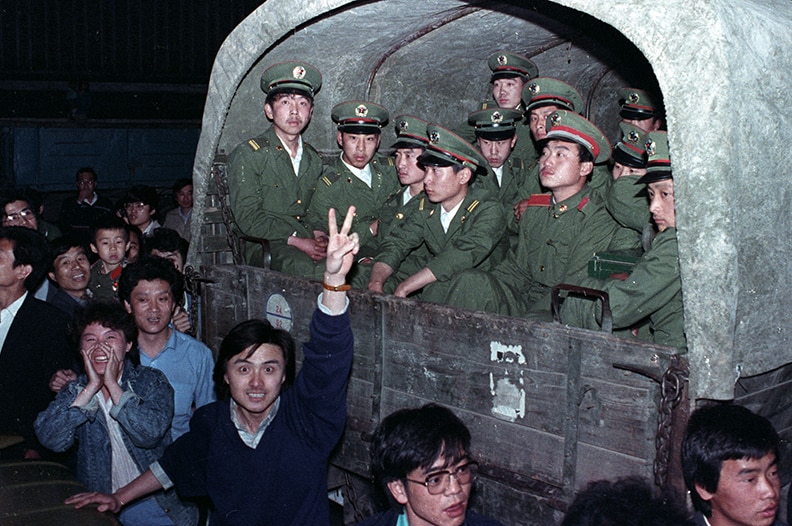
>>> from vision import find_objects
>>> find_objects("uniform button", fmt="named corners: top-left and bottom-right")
top-left (540, 265), bottom-right (545, 272)
top-left (296, 199), bottom-right (302, 204)
top-left (296, 216), bottom-right (301, 220)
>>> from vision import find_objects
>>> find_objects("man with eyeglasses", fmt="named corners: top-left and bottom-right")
top-left (359, 403), bottom-right (503, 526)
top-left (120, 185), bottom-right (160, 237)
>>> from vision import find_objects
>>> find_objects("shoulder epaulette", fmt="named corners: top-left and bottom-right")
top-left (466, 200), bottom-right (480, 214)
top-left (384, 157), bottom-right (394, 166)
top-left (527, 194), bottom-right (552, 207)
top-left (577, 196), bottom-right (590, 211)
top-left (418, 197), bottom-right (426, 211)
top-left (247, 139), bottom-right (261, 151)
top-left (321, 172), bottom-right (340, 186)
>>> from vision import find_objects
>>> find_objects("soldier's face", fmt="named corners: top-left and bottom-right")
top-left (539, 140), bottom-right (590, 197)
top-left (529, 105), bottom-right (560, 141)
top-left (647, 179), bottom-right (676, 232)
top-left (394, 148), bottom-right (426, 186)
top-left (622, 117), bottom-right (662, 134)
top-left (265, 93), bottom-right (313, 137)
top-left (338, 132), bottom-right (380, 169)
top-left (611, 162), bottom-right (647, 180)
top-left (492, 77), bottom-right (525, 110)
top-left (477, 136), bottom-right (517, 169)
top-left (423, 165), bottom-right (470, 209)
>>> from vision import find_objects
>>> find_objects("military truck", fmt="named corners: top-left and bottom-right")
top-left (185, 1), bottom-right (792, 524)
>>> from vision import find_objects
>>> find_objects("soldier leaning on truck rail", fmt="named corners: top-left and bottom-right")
top-left (457, 52), bottom-right (539, 166)
top-left (444, 110), bottom-right (637, 320)
top-left (226, 60), bottom-right (327, 272)
top-left (302, 100), bottom-right (401, 281)
top-left (351, 114), bottom-right (432, 291)
top-left (560, 131), bottom-right (687, 351)
top-left (367, 124), bottom-right (506, 303)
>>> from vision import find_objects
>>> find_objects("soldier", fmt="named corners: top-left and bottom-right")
top-left (560, 131), bottom-right (686, 351)
top-left (458, 52), bottom-right (539, 164)
top-left (303, 100), bottom-right (400, 280)
top-left (445, 110), bottom-right (630, 320)
top-left (367, 124), bottom-right (506, 304)
top-left (617, 87), bottom-right (663, 133)
top-left (226, 60), bottom-right (326, 271)
top-left (605, 122), bottom-right (651, 233)
top-left (468, 104), bottom-right (527, 250)
top-left (352, 115), bottom-right (431, 291)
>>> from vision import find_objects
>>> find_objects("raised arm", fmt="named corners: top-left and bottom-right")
top-left (321, 206), bottom-right (359, 315)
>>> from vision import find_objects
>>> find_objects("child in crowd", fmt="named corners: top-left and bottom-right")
top-left (88, 215), bottom-right (129, 302)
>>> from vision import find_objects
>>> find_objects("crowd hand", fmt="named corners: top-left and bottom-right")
top-left (325, 207), bottom-right (359, 280)
top-left (514, 199), bottom-right (530, 221)
top-left (65, 491), bottom-right (122, 514)
top-left (49, 369), bottom-right (78, 393)
top-left (172, 306), bottom-right (192, 333)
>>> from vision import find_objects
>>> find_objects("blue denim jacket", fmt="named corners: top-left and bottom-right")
top-left (35, 361), bottom-right (198, 525)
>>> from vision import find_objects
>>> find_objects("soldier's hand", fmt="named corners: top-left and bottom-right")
top-left (514, 199), bottom-right (530, 221)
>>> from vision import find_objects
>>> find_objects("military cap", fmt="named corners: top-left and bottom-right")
top-left (488, 52), bottom-right (538, 81)
top-left (636, 131), bottom-right (672, 184)
top-left (618, 88), bottom-right (660, 120)
top-left (523, 77), bottom-right (584, 113)
top-left (544, 110), bottom-right (611, 164)
top-left (392, 114), bottom-right (429, 150)
top-left (468, 107), bottom-right (523, 141)
top-left (332, 100), bottom-right (389, 134)
top-left (260, 61), bottom-right (322, 99)
top-left (420, 123), bottom-right (486, 172)
top-left (612, 122), bottom-right (647, 169)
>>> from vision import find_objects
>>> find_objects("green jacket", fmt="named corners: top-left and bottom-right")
top-left (377, 188), bottom-right (506, 303)
top-left (226, 127), bottom-right (323, 262)
top-left (561, 227), bottom-right (686, 351)
top-left (604, 175), bottom-right (651, 233)
top-left (305, 155), bottom-right (401, 254)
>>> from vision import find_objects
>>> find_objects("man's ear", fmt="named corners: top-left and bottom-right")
top-left (386, 480), bottom-right (409, 505)
top-left (336, 131), bottom-right (344, 148)
top-left (264, 102), bottom-right (274, 121)
top-left (14, 263), bottom-right (32, 283)
top-left (694, 483), bottom-right (715, 503)
top-left (90, 243), bottom-right (98, 254)
top-left (579, 161), bottom-right (593, 179)
top-left (458, 167), bottom-right (472, 186)
top-left (123, 300), bottom-right (132, 314)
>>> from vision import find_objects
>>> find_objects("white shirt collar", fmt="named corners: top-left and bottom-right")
top-left (340, 155), bottom-right (373, 188)
top-left (440, 200), bottom-right (464, 232)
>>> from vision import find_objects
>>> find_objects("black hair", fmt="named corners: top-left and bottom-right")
top-left (75, 167), bottom-right (97, 181)
top-left (370, 403), bottom-right (471, 505)
top-left (172, 178), bottom-right (192, 194)
top-left (0, 226), bottom-right (49, 291)
top-left (72, 302), bottom-right (140, 365)
top-left (681, 404), bottom-right (780, 517)
top-left (562, 477), bottom-right (694, 526)
top-left (89, 214), bottom-right (129, 246)
top-left (213, 319), bottom-right (296, 400)
top-left (147, 227), bottom-right (188, 264)
top-left (48, 233), bottom-right (88, 272)
top-left (121, 185), bottom-right (159, 210)
top-left (265, 89), bottom-right (314, 107)
top-left (117, 255), bottom-right (184, 306)
top-left (0, 190), bottom-right (37, 219)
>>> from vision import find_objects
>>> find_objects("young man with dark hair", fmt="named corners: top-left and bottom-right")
top-left (46, 233), bottom-right (92, 318)
top-left (682, 404), bottom-right (785, 526)
top-left (163, 178), bottom-right (193, 242)
top-left (65, 207), bottom-right (359, 525)
top-left (146, 227), bottom-right (192, 333)
top-left (0, 226), bottom-right (72, 460)
top-left (227, 60), bottom-right (326, 270)
top-left (118, 256), bottom-right (214, 441)
top-left (121, 185), bottom-right (160, 237)
top-left (358, 403), bottom-right (503, 526)
top-left (35, 302), bottom-right (195, 525)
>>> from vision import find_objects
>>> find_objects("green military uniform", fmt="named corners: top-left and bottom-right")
top-left (560, 227), bottom-right (685, 350)
top-left (306, 154), bottom-right (401, 258)
top-left (376, 187), bottom-right (506, 304)
top-left (445, 187), bottom-right (631, 319)
top-left (457, 102), bottom-right (537, 174)
top-left (226, 60), bottom-right (323, 271)
top-left (604, 123), bottom-right (651, 232)
top-left (227, 126), bottom-right (324, 269)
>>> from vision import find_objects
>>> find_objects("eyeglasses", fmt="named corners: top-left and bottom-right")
top-left (3, 208), bottom-right (35, 223)
top-left (405, 461), bottom-right (478, 495)
top-left (124, 202), bottom-right (148, 211)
